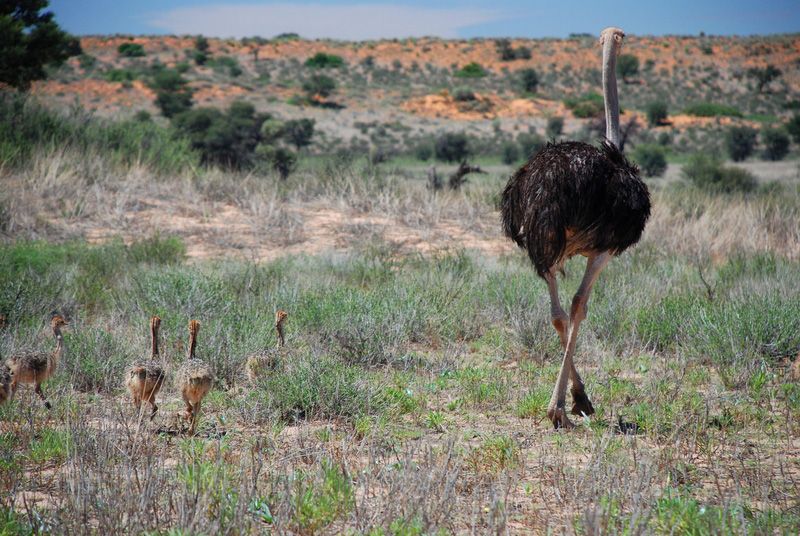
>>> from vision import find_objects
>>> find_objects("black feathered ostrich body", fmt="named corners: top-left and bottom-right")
top-left (501, 27), bottom-right (650, 428)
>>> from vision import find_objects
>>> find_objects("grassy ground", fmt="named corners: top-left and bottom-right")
top-left (1, 149), bottom-right (799, 533)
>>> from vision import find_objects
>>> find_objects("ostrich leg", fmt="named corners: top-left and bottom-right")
top-left (547, 251), bottom-right (611, 429)
top-left (544, 271), bottom-right (594, 417)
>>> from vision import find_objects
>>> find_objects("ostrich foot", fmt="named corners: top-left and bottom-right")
top-left (571, 388), bottom-right (595, 417)
top-left (547, 405), bottom-right (575, 430)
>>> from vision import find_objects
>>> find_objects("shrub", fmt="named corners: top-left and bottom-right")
top-left (414, 143), bottom-right (433, 161)
top-left (194, 35), bottom-right (209, 52)
top-left (150, 70), bottom-right (193, 118)
top-left (105, 69), bottom-right (137, 83)
top-left (501, 141), bottom-right (520, 165)
top-left (646, 101), bottom-right (669, 126)
top-left (192, 50), bottom-right (208, 65)
top-left (616, 54), bottom-right (639, 82)
top-left (760, 128), bottom-right (790, 161)
top-left (786, 115), bottom-right (800, 144)
top-left (495, 39), bottom-right (515, 61)
top-left (684, 103), bottom-right (743, 118)
top-left (305, 52), bottom-right (344, 69)
top-left (454, 62), bottom-right (486, 77)
top-left (564, 93), bottom-right (603, 118)
top-left (435, 132), bottom-right (470, 162)
top-left (632, 144), bottom-right (667, 177)
top-left (303, 74), bottom-right (337, 100)
top-left (747, 64), bottom-right (781, 93)
top-left (78, 54), bottom-right (96, 70)
top-left (724, 126), bottom-right (757, 162)
top-left (546, 116), bottom-right (564, 138)
top-left (452, 87), bottom-right (476, 102)
top-left (517, 132), bottom-right (546, 158)
top-left (519, 68), bottom-right (539, 94)
top-left (117, 42), bottom-right (145, 57)
top-left (681, 153), bottom-right (757, 193)
top-left (283, 118), bottom-right (315, 150)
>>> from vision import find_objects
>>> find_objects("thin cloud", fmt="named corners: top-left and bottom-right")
top-left (146, 3), bottom-right (505, 40)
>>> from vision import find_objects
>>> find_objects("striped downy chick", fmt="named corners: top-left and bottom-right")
top-left (246, 310), bottom-right (289, 382)
top-left (0, 317), bottom-right (10, 404)
top-left (175, 320), bottom-right (214, 435)
top-left (125, 316), bottom-right (166, 420)
top-left (5, 316), bottom-right (68, 410)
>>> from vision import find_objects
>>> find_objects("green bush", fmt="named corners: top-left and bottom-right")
top-left (116, 42), bottom-right (145, 57)
top-left (105, 69), bottom-right (137, 83)
top-left (646, 101), bottom-right (669, 126)
top-left (632, 144), bottom-right (667, 177)
top-left (454, 62), bottom-right (486, 78)
top-left (681, 153), bottom-right (757, 193)
top-left (501, 141), bottom-right (520, 165)
top-left (616, 54), bottom-right (639, 82)
top-left (761, 128), bottom-right (790, 161)
top-left (303, 74), bottom-right (337, 100)
top-left (546, 116), bottom-right (564, 138)
top-left (724, 126), bottom-right (757, 162)
top-left (786, 115), bottom-right (800, 144)
top-left (519, 68), bottom-right (539, 94)
top-left (452, 87), bottom-right (476, 102)
top-left (564, 93), bottom-right (603, 118)
top-left (150, 70), bottom-right (194, 118)
top-left (517, 132), bottom-right (546, 158)
top-left (304, 52), bottom-right (344, 69)
top-left (684, 103), bottom-right (743, 118)
top-left (435, 132), bottom-right (470, 162)
top-left (192, 50), bottom-right (208, 65)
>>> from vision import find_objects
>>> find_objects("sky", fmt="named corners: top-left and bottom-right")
top-left (48, 1), bottom-right (800, 41)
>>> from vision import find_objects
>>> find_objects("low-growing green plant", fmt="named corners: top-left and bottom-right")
top-left (564, 93), bottom-right (603, 118)
top-left (680, 152), bottom-right (756, 192)
top-left (646, 100), bottom-right (669, 126)
top-left (454, 62), bottom-right (486, 78)
top-left (632, 144), bottom-right (667, 177)
top-left (117, 42), bottom-right (145, 57)
top-left (683, 102), bottom-right (743, 118)
top-left (304, 52), bottom-right (345, 69)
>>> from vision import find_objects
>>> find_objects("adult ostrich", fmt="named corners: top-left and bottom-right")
top-left (501, 27), bottom-right (650, 429)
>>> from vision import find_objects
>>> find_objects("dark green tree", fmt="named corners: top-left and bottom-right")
top-left (761, 128), bottom-right (790, 161)
top-left (117, 42), bottom-right (145, 57)
top-left (786, 114), bottom-right (800, 144)
top-left (304, 52), bottom-right (344, 68)
top-left (519, 68), bottom-right (539, 94)
top-left (747, 64), bottom-right (781, 93)
top-left (501, 141), bottom-right (520, 165)
top-left (724, 126), bottom-right (757, 162)
top-left (616, 53), bottom-right (639, 83)
top-left (150, 70), bottom-right (194, 118)
top-left (302, 73), bottom-right (336, 101)
top-left (495, 39), bottom-right (515, 61)
top-left (632, 144), bottom-right (667, 177)
top-left (283, 118), bottom-right (315, 150)
top-left (646, 101), bottom-right (669, 126)
top-left (194, 35), bottom-right (209, 52)
top-left (0, 0), bottom-right (81, 90)
top-left (435, 132), bottom-right (470, 162)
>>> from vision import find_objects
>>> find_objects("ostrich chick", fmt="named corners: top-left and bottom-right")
top-left (5, 317), bottom-right (69, 409)
top-left (175, 320), bottom-right (214, 435)
top-left (125, 316), bottom-right (166, 420)
top-left (246, 310), bottom-right (289, 381)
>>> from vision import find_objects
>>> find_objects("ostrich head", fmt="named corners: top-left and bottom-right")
top-left (599, 27), bottom-right (625, 55)
top-left (51, 317), bottom-right (68, 333)
top-left (599, 27), bottom-right (626, 148)
top-left (188, 320), bottom-right (200, 338)
top-left (150, 316), bottom-right (161, 331)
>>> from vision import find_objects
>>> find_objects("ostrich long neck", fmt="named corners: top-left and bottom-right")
top-left (602, 36), bottom-right (621, 148)
top-left (54, 326), bottom-right (64, 361)
top-left (151, 323), bottom-right (160, 358)
top-left (189, 330), bottom-right (197, 359)
top-left (276, 321), bottom-right (285, 349)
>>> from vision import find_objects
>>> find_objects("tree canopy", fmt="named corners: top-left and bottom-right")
top-left (0, 0), bottom-right (81, 90)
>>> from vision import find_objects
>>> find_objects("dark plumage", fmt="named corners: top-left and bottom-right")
top-left (125, 316), bottom-right (166, 420)
top-left (500, 27), bottom-right (649, 429)
top-left (502, 140), bottom-right (650, 277)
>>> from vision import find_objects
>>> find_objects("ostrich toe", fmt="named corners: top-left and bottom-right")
top-left (547, 405), bottom-right (576, 430)
top-left (571, 388), bottom-right (595, 417)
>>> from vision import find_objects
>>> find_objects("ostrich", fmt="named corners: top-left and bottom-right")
top-left (175, 320), bottom-right (214, 435)
top-left (5, 317), bottom-right (69, 410)
top-left (125, 316), bottom-right (166, 420)
top-left (246, 310), bottom-right (289, 382)
top-left (501, 27), bottom-right (650, 429)
top-left (0, 317), bottom-right (10, 405)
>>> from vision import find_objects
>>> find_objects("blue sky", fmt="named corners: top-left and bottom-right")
top-left (48, 1), bottom-right (800, 40)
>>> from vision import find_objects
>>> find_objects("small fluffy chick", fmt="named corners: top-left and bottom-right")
top-left (175, 320), bottom-right (214, 435)
top-left (246, 310), bottom-right (289, 382)
top-left (125, 316), bottom-right (166, 420)
top-left (5, 317), bottom-right (68, 409)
